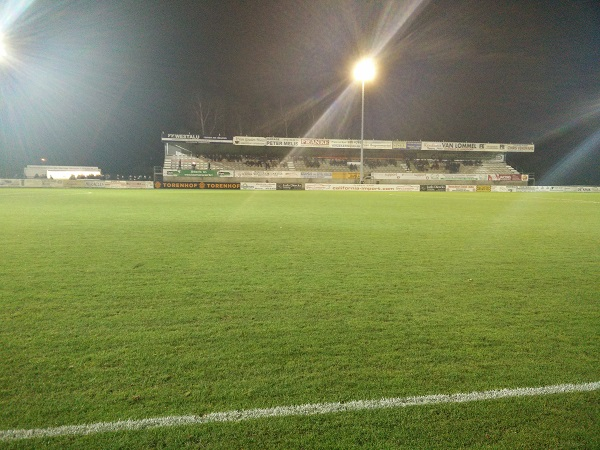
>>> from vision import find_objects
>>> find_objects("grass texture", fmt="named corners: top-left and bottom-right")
top-left (0, 189), bottom-right (598, 448)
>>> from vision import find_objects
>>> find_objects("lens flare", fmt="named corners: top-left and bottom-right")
top-left (0, 34), bottom-right (7, 59)
top-left (539, 128), bottom-right (600, 186)
top-left (281, 0), bottom-right (428, 162)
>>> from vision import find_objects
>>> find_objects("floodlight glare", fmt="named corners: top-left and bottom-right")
top-left (0, 34), bottom-right (8, 60)
top-left (353, 58), bottom-right (376, 82)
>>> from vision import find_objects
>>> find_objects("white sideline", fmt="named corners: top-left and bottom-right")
top-left (1, 381), bottom-right (598, 441)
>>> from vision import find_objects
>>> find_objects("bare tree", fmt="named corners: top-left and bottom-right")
top-left (280, 100), bottom-right (291, 137)
top-left (191, 94), bottom-right (220, 136)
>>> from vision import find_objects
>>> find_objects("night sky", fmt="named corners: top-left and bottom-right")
top-left (1, 0), bottom-right (599, 184)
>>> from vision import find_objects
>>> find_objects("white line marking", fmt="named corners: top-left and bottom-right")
top-left (1, 381), bottom-right (598, 441)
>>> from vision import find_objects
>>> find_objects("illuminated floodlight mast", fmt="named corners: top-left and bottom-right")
top-left (353, 58), bottom-right (376, 184)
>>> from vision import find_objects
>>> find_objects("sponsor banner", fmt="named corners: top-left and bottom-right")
top-left (106, 181), bottom-right (131, 189)
top-left (277, 183), bottom-right (304, 190)
top-left (487, 174), bottom-right (523, 181)
top-left (233, 136), bottom-right (267, 146)
top-left (493, 185), bottom-right (596, 193)
top-left (305, 183), bottom-right (420, 192)
top-left (565, 186), bottom-right (600, 192)
top-left (300, 138), bottom-right (330, 147)
top-left (105, 181), bottom-right (153, 189)
top-left (506, 144), bottom-right (535, 152)
top-left (129, 181), bottom-right (153, 189)
top-left (419, 141), bottom-right (534, 152)
top-left (162, 133), bottom-right (232, 144)
top-left (233, 136), bottom-right (393, 149)
top-left (373, 173), bottom-right (484, 181)
top-left (23, 179), bottom-right (64, 188)
top-left (235, 170), bottom-right (302, 178)
top-left (420, 185), bottom-right (446, 191)
top-left (240, 182), bottom-right (277, 190)
top-left (446, 185), bottom-right (477, 192)
top-left (372, 173), bottom-right (402, 180)
top-left (202, 136), bottom-right (231, 142)
top-left (199, 182), bottom-right (240, 190)
top-left (392, 185), bottom-right (421, 192)
top-left (327, 138), bottom-right (393, 149)
top-left (234, 170), bottom-right (338, 179)
top-left (410, 173), bottom-right (434, 180)
top-left (438, 173), bottom-right (482, 181)
top-left (165, 169), bottom-right (219, 177)
top-left (423, 141), bottom-right (484, 151)
top-left (301, 171), bottom-right (333, 179)
top-left (505, 186), bottom-right (565, 192)
top-left (476, 185), bottom-right (492, 192)
top-left (363, 140), bottom-right (392, 150)
top-left (329, 185), bottom-right (403, 192)
top-left (421, 142), bottom-right (445, 151)
top-left (227, 135), bottom-right (534, 152)
top-left (155, 181), bottom-right (241, 189)
top-left (440, 142), bottom-right (479, 151)
top-left (396, 140), bottom-right (511, 150)
top-left (84, 180), bottom-right (106, 188)
top-left (481, 143), bottom-right (501, 151)
top-left (0, 179), bottom-right (24, 187)
top-left (234, 170), bottom-right (267, 177)
top-left (155, 181), bottom-right (200, 189)
top-left (521, 174), bottom-right (529, 181)
top-left (534, 186), bottom-right (566, 192)
top-left (61, 179), bottom-right (104, 188)
top-left (305, 183), bottom-right (332, 191)
top-left (329, 139), bottom-right (361, 149)
top-left (265, 137), bottom-right (300, 147)
top-left (332, 172), bottom-right (360, 180)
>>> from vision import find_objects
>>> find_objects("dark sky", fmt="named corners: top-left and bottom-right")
top-left (1, 0), bottom-right (599, 184)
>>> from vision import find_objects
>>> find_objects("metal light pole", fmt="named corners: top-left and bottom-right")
top-left (360, 79), bottom-right (365, 184)
top-left (353, 58), bottom-right (375, 184)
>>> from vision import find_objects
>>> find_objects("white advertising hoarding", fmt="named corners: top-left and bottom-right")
top-left (305, 183), bottom-right (420, 192)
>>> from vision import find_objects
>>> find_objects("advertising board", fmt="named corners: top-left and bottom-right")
top-left (0, 179), bottom-right (24, 187)
top-left (240, 182), bottom-right (277, 190)
top-left (233, 136), bottom-right (267, 146)
top-left (265, 137), bottom-right (300, 147)
top-left (419, 185), bottom-right (447, 191)
top-left (446, 185), bottom-right (477, 192)
top-left (406, 141), bottom-right (422, 150)
top-left (162, 133), bottom-right (232, 144)
top-left (277, 183), bottom-right (304, 190)
top-left (228, 135), bottom-right (534, 152)
top-left (154, 181), bottom-right (240, 189)
top-left (305, 183), bottom-right (420, 192)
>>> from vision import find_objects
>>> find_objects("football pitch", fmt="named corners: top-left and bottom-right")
top-left (1, 189), bottom-right (598, 448)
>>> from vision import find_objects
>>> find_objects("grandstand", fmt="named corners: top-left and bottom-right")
top-left (160, 133), bottom-right (532, 186)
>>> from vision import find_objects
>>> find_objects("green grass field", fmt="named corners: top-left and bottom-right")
top-left (1, 189), bottom-right (598, 448)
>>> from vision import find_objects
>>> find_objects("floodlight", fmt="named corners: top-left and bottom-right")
top-left (353, 58), bottom-right (376, 83)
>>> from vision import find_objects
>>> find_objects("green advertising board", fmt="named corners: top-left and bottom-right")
top-left (171, 170), bottom-right (219, 177)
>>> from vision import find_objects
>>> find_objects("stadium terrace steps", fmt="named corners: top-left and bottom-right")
top-left (163, 155), bottom-right (521, 176)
